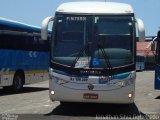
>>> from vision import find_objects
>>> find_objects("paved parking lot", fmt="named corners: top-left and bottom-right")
top-left (0, 71), bottom-right (160, 120)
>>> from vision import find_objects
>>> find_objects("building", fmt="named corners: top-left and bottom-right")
top-left (136, 36), bottom-right (156, 70)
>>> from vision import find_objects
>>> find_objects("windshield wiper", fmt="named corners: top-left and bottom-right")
top-left (71, 42), bottom-right (91, 68)
top-left (97, 42), bottom-right (112, 70)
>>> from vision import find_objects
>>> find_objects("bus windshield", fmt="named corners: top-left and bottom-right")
top-left (51, 14), bottom-right (134, 69)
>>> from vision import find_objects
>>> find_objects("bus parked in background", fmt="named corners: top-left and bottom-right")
top-left (136, 54), bottom-right (145, 71)
top-left (0, 18), bottom-right (50, 92)
top-left (41, 2), bottom-right (145, 104)
top-left (155, 30), bottom-right (160, 90)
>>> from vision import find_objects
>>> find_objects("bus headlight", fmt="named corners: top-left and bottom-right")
top-left (49, 74), bottom-right (67, 85)
top-left (56, 79), bottom-right (67, 84)
top-left (116, 81), bottom-right (126, 87)
top-left (115, 79), bottom-right (134, 87)
top-left (130, 71), bottom-right (136, 80)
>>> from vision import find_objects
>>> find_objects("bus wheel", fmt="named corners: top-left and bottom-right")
top-left (12, 73), bottom-right (24, 92)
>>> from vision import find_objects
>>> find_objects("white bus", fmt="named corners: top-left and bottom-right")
top-left (41, 2), bottom-right (145, 104)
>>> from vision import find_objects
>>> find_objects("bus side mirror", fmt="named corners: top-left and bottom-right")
top-left (151, 42), bottom-right (155, 51)
top-left (41, 16), bottom-right (54, 40)
top-left (158, 30), bottom-right (160, 38)
top-left (153, 30), bottom-right (160, 51)
top-left (150, 31), bottom-right (160, 51)
top-left (136, 18), bottom-right (145, 42)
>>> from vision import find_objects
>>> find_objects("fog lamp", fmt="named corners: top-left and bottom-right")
top-left (128, 93), bottom-right (133, 98)
top-left (51, 90), bottom-right (55, 95)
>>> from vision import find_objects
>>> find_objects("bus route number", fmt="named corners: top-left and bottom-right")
top-left (66, 17), bottom-right (86, 21)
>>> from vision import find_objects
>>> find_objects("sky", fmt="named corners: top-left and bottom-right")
top-left (0, 0), bottom-right (160, 36)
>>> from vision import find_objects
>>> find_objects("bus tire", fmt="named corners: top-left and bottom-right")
top-left (12, 73), bottom-right (24, 93)
top-left (60, 101), bottom-right (73, 106)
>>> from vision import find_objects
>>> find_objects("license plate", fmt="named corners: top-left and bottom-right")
top-left (83, 93), bottom-right (98, 99)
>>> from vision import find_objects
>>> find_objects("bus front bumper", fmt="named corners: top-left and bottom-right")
top-left (49, 83), bottom-right (135, 104)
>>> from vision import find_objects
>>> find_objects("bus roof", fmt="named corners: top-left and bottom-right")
top-left (0, 17), bottom-right (41, 32)
top-left (56, 2), bottom-right (134, 14)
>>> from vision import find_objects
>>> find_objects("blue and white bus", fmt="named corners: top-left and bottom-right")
top-left (0, 18), bottom-right (50, 92)
top-left (41, 2), bottom-right (145, 104)
top-left (155, 30), bottom-right (160, 90)
top-left (136, 54), bottom-right (145, 71)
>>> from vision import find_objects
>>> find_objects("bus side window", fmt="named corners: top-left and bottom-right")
top-left (33, 36), bottom-right (39, 51)
top-left (38, 38), bottom-right (49, 52)
top-left (14, 34), bottom-right (26, 50)
top-left (0, 34), bottom-right (5, 49)
top-left (0, 34), bottom-right (14, 50)
top-left (25, 35), bottom-right (35, 51)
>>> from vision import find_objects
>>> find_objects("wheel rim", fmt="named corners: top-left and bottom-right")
top-left (14, 76), bottom-right (22, 90)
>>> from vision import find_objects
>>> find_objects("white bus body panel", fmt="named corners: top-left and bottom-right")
top-left (0, 73), bottom-right (14, 87)
top-left (0, 71), bottom-right (48, 87)
top-left (56, 2), bottom-right (134, 14)
top-left (49, 71), bottom-right (135, 104)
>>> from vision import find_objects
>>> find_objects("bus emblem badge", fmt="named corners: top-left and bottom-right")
top-left (88, 84), bottom-right (94, 90)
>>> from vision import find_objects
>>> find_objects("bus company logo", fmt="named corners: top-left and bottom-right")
top-left (80, 70), bottom-right (101, 75)
top-left (88, 84), bottom-right (94, 90)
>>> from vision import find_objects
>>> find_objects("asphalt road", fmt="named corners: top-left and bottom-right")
top-left (0, 71), bottom-right (160, 120)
